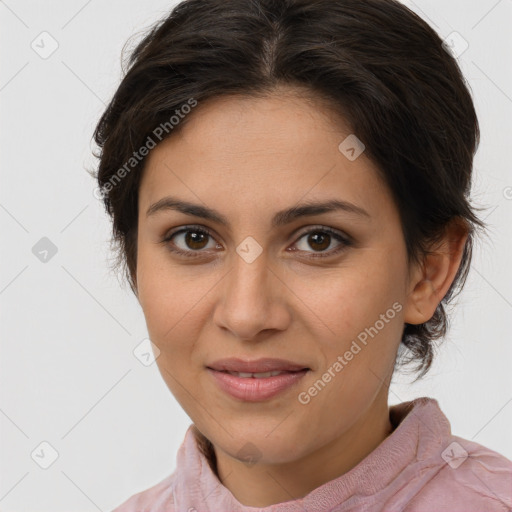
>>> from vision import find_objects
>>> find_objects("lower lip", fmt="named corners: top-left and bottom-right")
top-left (207, 368), bottom-right (309, 402)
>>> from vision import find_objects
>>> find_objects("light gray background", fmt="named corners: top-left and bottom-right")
top-left (1, 0), bottom-right (511, 510)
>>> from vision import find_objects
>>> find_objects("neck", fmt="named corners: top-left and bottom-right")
top-left (208, 397), bottom-right (393, 508)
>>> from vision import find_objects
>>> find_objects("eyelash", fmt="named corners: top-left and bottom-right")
top-left (160, 224), bottom-right (353, 260)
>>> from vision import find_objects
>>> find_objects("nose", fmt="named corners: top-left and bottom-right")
top-left (212, 250), bottom-right (291, 342)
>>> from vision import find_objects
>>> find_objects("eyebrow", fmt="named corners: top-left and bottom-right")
top-left (146, 196), bottom-right (370, 227)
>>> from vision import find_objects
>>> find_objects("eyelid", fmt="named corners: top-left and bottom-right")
top-left (290, 225), bottom-right (353, 258)
top-left (161, 224), bottom-right (214, 240)
top-left (292, 224), bottom-right (351, 242)
top-left (161, 224), bottom-right (219, 257)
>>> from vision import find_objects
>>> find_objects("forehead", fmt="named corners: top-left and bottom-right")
top-left (170, 90), bottom-right (351, 154)
top-left (138, 91), bottom-right (393, 226)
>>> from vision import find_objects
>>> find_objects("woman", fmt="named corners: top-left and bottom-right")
top-left (91, 0), bottom-right (512, 510)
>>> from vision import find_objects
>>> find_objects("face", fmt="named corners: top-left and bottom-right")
top-left (135, 89), bottom-right (415, 465)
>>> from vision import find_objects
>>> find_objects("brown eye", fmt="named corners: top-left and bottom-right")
top-left (183, 230), bottom-right (209, 250)
top-left (292, 227), bottom-right (352, 258)
top-left (306, 232), bottom-right (331, 251)
top-left (162, 226), bottom-right (219, 257)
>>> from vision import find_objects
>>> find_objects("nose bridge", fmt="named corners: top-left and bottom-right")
top-left (226, 247), bottom-right (271, 306)
top-left (214, 245), bottom-right (281, 339)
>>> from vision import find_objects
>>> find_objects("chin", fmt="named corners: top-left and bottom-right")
top-left (208, 425), bottom-right (308, 466)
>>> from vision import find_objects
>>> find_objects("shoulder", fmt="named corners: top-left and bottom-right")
top-left (111, 472), bottom-right (176, 512)
top-left (406, 435), bottom-right (512, 511)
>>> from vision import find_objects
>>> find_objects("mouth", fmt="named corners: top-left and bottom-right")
top-left (213, 369), bottom-right (306, 378)
top-left (205, 358), bottom-right (310, 401)
top-left (206, 357), bottom-right (310, 374)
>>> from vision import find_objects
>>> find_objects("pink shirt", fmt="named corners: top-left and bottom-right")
top-left (112, 397), bottom-right (512, 511)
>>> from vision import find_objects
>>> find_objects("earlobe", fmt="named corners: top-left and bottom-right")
top-left (403, 219), bottom-right (468, 325)
top-left (404, 273), bottom-right (441, 325)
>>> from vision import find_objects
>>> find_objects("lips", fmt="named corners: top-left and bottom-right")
top-left (222, 370), bottom-right (291, 378)
top-left (206, 358), bottom-right (310, 401)
top-left (206, 357), bottom-right (310, 373)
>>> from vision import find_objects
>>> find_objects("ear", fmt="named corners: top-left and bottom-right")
top-left (403, 218), bottom-right (469, 325)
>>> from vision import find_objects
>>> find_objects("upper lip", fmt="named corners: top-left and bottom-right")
top-left (206, 357), bottom-right (310, 373)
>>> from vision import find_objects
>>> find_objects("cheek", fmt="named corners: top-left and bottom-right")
top-left (136, 246), bottom-right (198, 350)
top-left (294, 264), bottom-right (402, 336)
top-left (136, 255), bottom-right (208, 405)
top-left (289, 253), bottom-right (406, 382)
top-left (293, 262), bottom-right (404, 420)
top-left (136, 243), bottom-right (227, 379)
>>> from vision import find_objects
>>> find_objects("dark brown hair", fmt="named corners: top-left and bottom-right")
top-left (91, 0), bottom-right (486, 378)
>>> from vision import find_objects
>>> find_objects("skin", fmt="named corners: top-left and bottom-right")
top-left (134, 87), bottom-right (467, 507)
